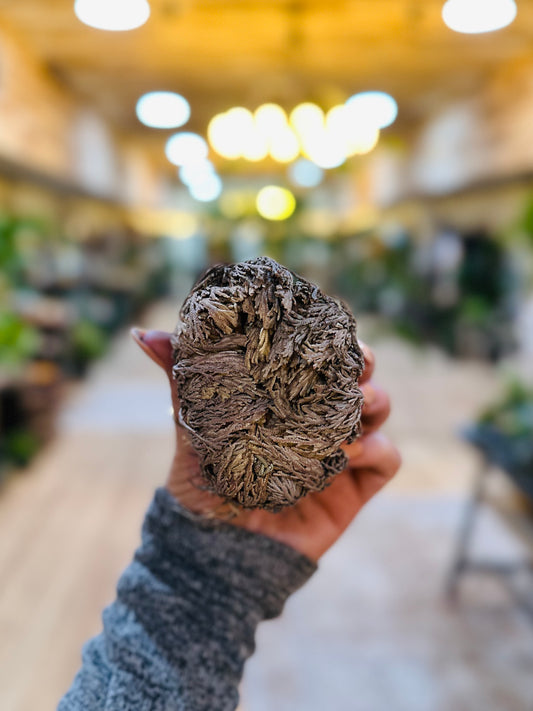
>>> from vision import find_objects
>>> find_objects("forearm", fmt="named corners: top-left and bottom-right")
top-left (58, 488), bottom-right (316, 711)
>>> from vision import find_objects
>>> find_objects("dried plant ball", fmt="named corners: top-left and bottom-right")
top-left (171, 257), bottom-right (364, 511)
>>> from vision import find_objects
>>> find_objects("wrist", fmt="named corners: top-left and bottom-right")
top-left (138, 488), bottom-right (317, 619)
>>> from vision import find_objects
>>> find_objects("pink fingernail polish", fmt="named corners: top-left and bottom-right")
top-left (131, 327), bottom-right (146, 342)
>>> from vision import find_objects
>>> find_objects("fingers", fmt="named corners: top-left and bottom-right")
top-left (344, 432), bottom-right (401, 504)
top-left (359, 341), bottom-right (375, 384)
top-left (301, 468), bottom-right (367, 533)
top-left (309, 433), bottom-right (400, 532)
top-left (131, 328), bottom-right (174, 374)
top-left (358, 343), bottom-right (391, 432)
top-left (255, 432), bottom-right (401, 561)
top-left (344, 432), bottom-right (400, 474)
top-left (360, 382), bottom-right (391, 433)
top-left (131, 328), bottom-right (181, 421)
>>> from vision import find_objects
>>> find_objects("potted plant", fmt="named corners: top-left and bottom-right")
top-left (464, 380), bottom-right (533, 498)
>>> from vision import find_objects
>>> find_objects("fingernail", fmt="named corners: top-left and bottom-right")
top-left (359, 341), bottom-right (374, 368)
top-left (130, 327), bottom-right (146, 343)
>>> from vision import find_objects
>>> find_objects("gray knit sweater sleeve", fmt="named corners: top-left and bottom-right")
top-left (58, 488), bottom-right (317, 710)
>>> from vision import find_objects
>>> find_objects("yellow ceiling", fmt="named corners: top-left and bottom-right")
top-left (2, 0), bottom-right (533, 139)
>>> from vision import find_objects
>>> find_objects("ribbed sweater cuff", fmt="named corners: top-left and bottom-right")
top-left (138, 487), bottom-right (317, 620)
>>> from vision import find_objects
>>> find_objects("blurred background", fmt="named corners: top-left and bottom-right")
top-left (0, 1), bottom-right (533, 709)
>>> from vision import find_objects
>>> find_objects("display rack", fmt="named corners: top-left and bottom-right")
top-left (447, 454), bottom-right (533, 621)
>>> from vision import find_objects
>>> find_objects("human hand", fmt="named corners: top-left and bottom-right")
top-left (132, 328), bottom-right (401, 562)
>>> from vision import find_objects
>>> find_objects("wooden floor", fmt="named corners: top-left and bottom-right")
top-left (1, 302), bottom-right (530, 711)
top-left (0, 303), bottom-right (175, 711)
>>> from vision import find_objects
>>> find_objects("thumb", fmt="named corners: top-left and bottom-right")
top-left (131, 328), bottom-right (174, 375)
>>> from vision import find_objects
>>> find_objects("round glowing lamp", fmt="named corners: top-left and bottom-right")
top-left (255, 104), bottom-right (288, 133)
top-left (189, 174), bottom-right (223, 202)
top-left (225, 107), bottom-right (255, 134)
top-left (74, 0), bottom-right (150, 31)
top-left (165, 133), bottom-right (208, 166)
top-left (242, 126), bottom-right (269, 162)
top-left (305, 132), bottom-right (347, 169)
top-left (269, 127), bottom-right (300, 163)
top-left (347, 127), bottom-right (379, 155)
top-left (208, 107), bottom-right (255, 160)
top-left (345, 91), bottom-right (398, 129)
top-left (442, 0), bottom-right (516, 33)
top-left (288, 159), bottom-right (324, 188)
top-left (290, 103), bottom-right (325, 139)
top-left (179, 160), bottom-right (216, 186)
top-left (208, 113), bottom-right (242, 160)
top-left (256, 186), bottom-right (296, 221)
top-left (136, 91), bottom-right (190, 129)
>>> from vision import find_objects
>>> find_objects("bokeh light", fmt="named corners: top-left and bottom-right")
top-left (442, 0), bottom-right (517, 33)
top-left (165, 132), bottom-right (208, 166)
top-left (289, 103), bottom-right (325, 137)
top-left (269, 126), bottom-right (300, 163)
top-left (74, 0), bottom-right (150, 31)
top-left (288, 159), bottom-right (324, 188)
top-left (136, 91), bottom-right (190, 129)
top-left (207, 113), bottom-right (242, 160)
top-left (189, 173), bottom-right (223, 202)
top-left (178, 159), bottom-right (216, 186)
top-left (242, 124), bottom-right (269, 162)
top-left (305, 135), bottom-right (347, 169)
top-left (207, 99), bottom-right (383, 167)
top-left (225, 107), bottom-right (255, 137)
top-left (345, 91), bottom-right (398, 129)
top-left (255, 103), bottom-right (288, 132)
top-left (254, 104), bottom-right (300, 163)
top-left (256, 186), bottom-right (296, 220)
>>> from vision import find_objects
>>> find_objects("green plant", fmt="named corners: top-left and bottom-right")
top-left (458, 296), bottom-right (493, 326)
top-left (469, 379), bottom-right (533, 487)
top-left (70, 320), bottom-right (108, 366)
top-left (0, 312), bottom-right (41, 368)
top-left (2, 428), bottom-right (41, 467)
top-left (0, 214), bottom-right (49, 287)
top-left (479, 379), bottom-right (533, 439)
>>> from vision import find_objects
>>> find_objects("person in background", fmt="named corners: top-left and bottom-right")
top-left (58, 329), bottom-right (401, 711)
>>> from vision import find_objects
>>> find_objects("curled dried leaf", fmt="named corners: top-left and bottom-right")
top-left (171, 257), bottom-right (364, 511)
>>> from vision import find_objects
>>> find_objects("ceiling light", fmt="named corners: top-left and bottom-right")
top-left (442, 0), bottom-right (516, 33)
top-left (189, 174), bottom-right (223, 202)
top-left (136, 91), bottom-right (190, 129)
top-left (305, 133), bottom-right (347, 169)
top-left (208, 113), bottom-right (242, 160)
top-left (345, 91), bottom-right (398, 129)
top-left (221, 107), bottom-right (270, 161)
top-left (207, 108), bottom-right (256, 160)
top-left (289, 103), bottom-right (325, 138)
top-left (324, 105), bottom-right (380, 156)
top-left (74, 0), bottom-right (150, 31)
top-left (288, 159), bottom-right (324, 188)
top-left (255, 104), bottom-right (288, 133)
top-left (179, 160), bottom-right (216, 186)
top-left (165, 133), bottom-right (208, 166)
top-left (256, 186), bottom-right (296, 221)
top-left (346, 126), bottom-right (380, 155)
top-left (269, 126), bottom-right (300, 163)
top-left (242, 126), bottom-right (269, 162)
top-left (225, 107), bottom-right (255, 133)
